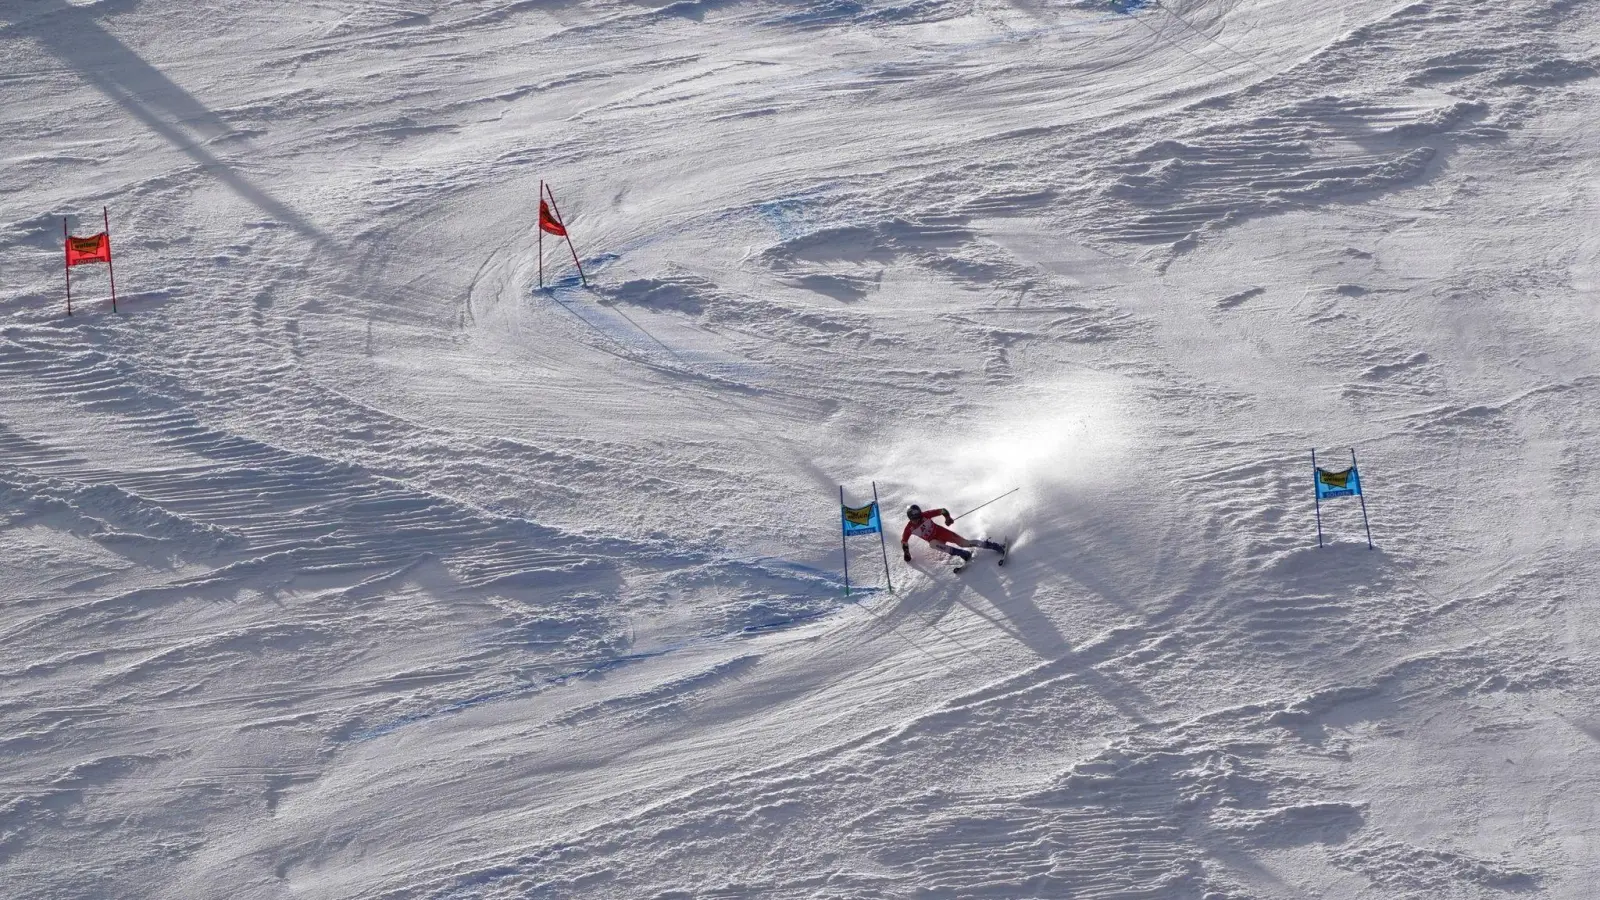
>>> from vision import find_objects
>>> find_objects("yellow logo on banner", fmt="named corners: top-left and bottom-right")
top-left (69, 236), bottom-right (105, 254)
top-left (843, 504), bottom-right (875, 526)
top-left (1318, 468), bottom-right (1351, 488)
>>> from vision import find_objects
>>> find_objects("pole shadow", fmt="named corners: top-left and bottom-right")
top-left (888, 550), bottom-right (1162, 724)
top-left (16, 1), bottom-right (329, 243)
top-left (955, 557), bottom-right (1062, 653)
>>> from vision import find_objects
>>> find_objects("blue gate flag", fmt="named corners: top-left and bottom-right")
top-left (842, 501), bottom-right (881, 536)
top-left (1313, 448), bottom-right (1373, 549)
top-left (1315, 465), bottom-right (1361, 500)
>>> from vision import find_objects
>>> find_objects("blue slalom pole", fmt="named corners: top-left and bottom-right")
top-left (839, 485), bottom-right (851, 597)
top-left (1312, 449), bottom-right (1324, 548)
top-left (1352, 448), bottom-right (1373, 549)
top-left (873, 481), bottom-right (893, 593)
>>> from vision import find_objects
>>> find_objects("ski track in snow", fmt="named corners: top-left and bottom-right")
top-left (3, 0), bottom-right (1600, 897)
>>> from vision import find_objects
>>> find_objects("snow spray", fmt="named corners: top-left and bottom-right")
top-left (877, 373), bottom-right (1132, 543)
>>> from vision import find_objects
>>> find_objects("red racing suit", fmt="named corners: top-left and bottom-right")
top-left (901, 509), bottom-right (965, 550)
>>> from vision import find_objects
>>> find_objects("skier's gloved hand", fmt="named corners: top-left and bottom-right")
top-left (902, 549), bottom-right (912, 562)
top-left (942, 513), bottom-right (953, 525)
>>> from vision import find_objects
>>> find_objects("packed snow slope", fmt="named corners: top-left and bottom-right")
top-left (4, 0), bottom-right (1600, 897)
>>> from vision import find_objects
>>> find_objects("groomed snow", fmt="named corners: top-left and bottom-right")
top-left (3, 0), bottom-right (1599, 897)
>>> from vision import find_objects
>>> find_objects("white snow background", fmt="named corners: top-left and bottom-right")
top-left (3, 0), bottom-right (1600, 897)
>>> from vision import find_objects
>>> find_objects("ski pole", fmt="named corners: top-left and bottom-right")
top-left (951, 488), bottom-right (1019, 522)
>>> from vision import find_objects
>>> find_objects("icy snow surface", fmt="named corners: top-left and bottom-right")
top-left (3, 0), bottom-right (1600, 897)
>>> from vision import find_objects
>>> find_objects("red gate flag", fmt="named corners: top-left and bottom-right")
top-left (64, 207), bottom-right (119, 316)
top-left (538, 200), bottom-right (567, 236)
top-left (537, 181), bottom-right (586, 288)
top-left (66, 232), bottom-right (111, 267)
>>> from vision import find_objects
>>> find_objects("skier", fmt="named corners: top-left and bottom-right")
top-left (901, 504), bottom-right (1006, 571)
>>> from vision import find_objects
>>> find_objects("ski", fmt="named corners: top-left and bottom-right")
top-left (954, 539), bottom-right (1007, 574)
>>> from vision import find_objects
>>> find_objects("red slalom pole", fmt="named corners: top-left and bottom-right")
top-left (537, 180), bottom-right (544, 289)
top-left (544, 183), bottom-right (587, 287)
top-left (63, 218), bottom-right (73, 316)
top-left (104, 207), bottom-right (117, 313)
